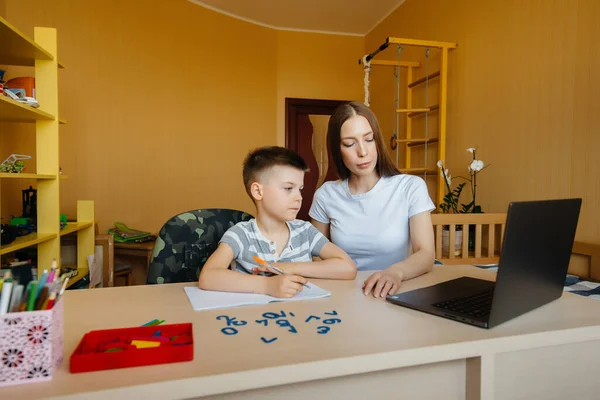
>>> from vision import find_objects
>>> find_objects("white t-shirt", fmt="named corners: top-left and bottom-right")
top-left (309, 175), bottom-right (435, 271)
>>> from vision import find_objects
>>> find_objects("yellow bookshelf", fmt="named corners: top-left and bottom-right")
top-left (0, 233), bottom-right (57, 256)
top-left (0, 16), bottom-right (95, 282)
top-left (0, 95), bottom-right (55, 122)
top-left (0, 173), bottom-right (56, 179)
top-left (0, 15), bottom-right (53, 65)
top-left (64, 268), bottom-right (89, 288)
top-left (60, 221), bottom-right (94, 237)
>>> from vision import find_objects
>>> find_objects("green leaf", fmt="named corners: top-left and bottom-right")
top-left (460, 201), bottom-right (474, 213)
top-left (452, 182), bottom-right (466, 197)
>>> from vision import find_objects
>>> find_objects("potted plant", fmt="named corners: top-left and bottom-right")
top-left (437, 147), bottom-right (489, 256)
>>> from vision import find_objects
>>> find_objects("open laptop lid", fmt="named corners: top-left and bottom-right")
top-left (488, 198), bottom-right (582, 328)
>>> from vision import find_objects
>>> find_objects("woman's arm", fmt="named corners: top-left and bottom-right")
top-left (388, 211), bottom-right (435, 279)
top-left (311, 219), bottom-right (330, 240)
top-left (363, 211), bottom-right (435, 297)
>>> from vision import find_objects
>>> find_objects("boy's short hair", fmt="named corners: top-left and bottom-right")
top-left (243, 146), bottom-right (308, 199)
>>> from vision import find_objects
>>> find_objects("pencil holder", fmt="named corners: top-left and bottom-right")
top-left (0, 298), bottom-right (64, 387)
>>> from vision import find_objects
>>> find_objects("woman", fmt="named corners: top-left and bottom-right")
top-left (309, 101), bottom-right (436, 298)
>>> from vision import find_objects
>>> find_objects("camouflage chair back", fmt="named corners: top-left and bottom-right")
top-left (146, 209), bottom-right (253, 284)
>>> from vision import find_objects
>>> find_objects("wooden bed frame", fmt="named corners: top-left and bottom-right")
top-left (431, 213), bottom-right (600, 281)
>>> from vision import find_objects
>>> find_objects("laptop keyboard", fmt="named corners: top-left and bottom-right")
top-left (432, 288), bottom-right (494, 318)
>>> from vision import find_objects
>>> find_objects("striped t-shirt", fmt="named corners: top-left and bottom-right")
top-left (220, 218), bottom-right (328, 274)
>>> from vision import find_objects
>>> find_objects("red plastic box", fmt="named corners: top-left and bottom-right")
top-left (69, 323), bottom-right (193, 373)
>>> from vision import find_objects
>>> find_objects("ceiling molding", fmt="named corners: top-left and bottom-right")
top-left (365, 0), bottom-right (406, 36)
top-left (188, 0), bottom-right (405, 37)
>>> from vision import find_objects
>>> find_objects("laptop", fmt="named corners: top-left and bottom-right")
top-left (386, 198), bottom-right (582, 329)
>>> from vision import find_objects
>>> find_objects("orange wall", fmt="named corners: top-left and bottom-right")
top-left (275, 31), bottom-right (364, 144)
top-left (12, 1), bottom-right (596, 244)
top-left (367, 0), bottom-right (600, 243)
top-left (1, 1), bottom-right (364, 234)
top-left (2, 0), bottom-right (276, 233)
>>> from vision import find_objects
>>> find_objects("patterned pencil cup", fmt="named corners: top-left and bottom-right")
top-left (0, 298), bottom-right (64, 387)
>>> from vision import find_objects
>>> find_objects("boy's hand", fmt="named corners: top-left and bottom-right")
top-left (252, 266), bottom-right (272, 275)
top-left (265, 274), bottom-right (306, 298)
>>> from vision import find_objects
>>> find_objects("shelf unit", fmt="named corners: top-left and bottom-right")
top-left (0, 16), bottom-right (94, 287)
top-left (0, 172), bottom-right (56, 179)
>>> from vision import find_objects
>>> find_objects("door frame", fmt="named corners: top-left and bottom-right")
top-left (285, 98), bottom-right (351, 152)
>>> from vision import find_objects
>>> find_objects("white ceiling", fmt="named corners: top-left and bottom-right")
top-left (188, 0), bottom-right (406, 36)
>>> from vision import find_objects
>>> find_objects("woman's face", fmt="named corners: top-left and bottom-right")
top-left (339, 115), bottom-right (378, 178)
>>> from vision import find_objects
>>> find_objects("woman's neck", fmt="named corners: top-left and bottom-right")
top-left (348, 172), bottom-right (381, 195)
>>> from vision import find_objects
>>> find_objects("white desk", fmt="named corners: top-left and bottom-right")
top-left (3, 266), bottom-right (600, 400)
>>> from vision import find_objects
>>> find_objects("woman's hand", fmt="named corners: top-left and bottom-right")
top-left (363, 270), bottom-right (404, 298)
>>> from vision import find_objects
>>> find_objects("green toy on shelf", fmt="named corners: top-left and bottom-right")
top-left (0, 154), bottom-right (31, 173)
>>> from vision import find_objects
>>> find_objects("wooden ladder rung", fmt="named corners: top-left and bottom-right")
top-left (399, 168), bottom-right (438, 175)
top-left (364, 60), bottom-right (421, 68)
top-left (408, 104), bottom-right (440, 118)
top-left (408, 71), bottom-right (441, 89)
top-left (397, 108), bottom-right (430, 113)
top-left (396, 138), bottom-right (439, 147)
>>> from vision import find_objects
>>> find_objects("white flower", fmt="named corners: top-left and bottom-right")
top-left (470, 160), bottom-right (484, 172)
top-left (467, 148), bottom-right (476, 154)
top-left (445, 173), bottom-right (452, 185)
top-left (437, 160), bottom-right (443, 168)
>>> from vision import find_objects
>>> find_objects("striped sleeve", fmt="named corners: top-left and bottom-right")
top-left (219, 224), bottom-right (246, 258)
top-left (305, 222), bottom-right (328, 256)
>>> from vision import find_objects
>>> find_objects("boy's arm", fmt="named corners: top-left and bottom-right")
top-left (198, 243), bottom-right (269, 294)
top-left (276, 242), bottom-right (357, 280)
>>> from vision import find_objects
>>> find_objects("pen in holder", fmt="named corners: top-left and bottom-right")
top-left (0, 298), bottom-right (64, 387)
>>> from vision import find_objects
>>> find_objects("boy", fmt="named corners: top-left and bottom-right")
top-left (198, 146), bottom-right (356, 298)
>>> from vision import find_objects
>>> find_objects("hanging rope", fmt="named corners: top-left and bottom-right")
top-left (424, 48), bottom-right (430, 179)
top-left (362, 55), bottom-right (371, 107)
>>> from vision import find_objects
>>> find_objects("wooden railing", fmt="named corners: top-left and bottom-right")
top-left (431, 213), bottom-right (600, 282)
top-left (431, 213), bottom-right (507, 265)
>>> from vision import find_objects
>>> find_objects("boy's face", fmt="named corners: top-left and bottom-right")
top-left (255, 165), bottom-right (304, 221)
